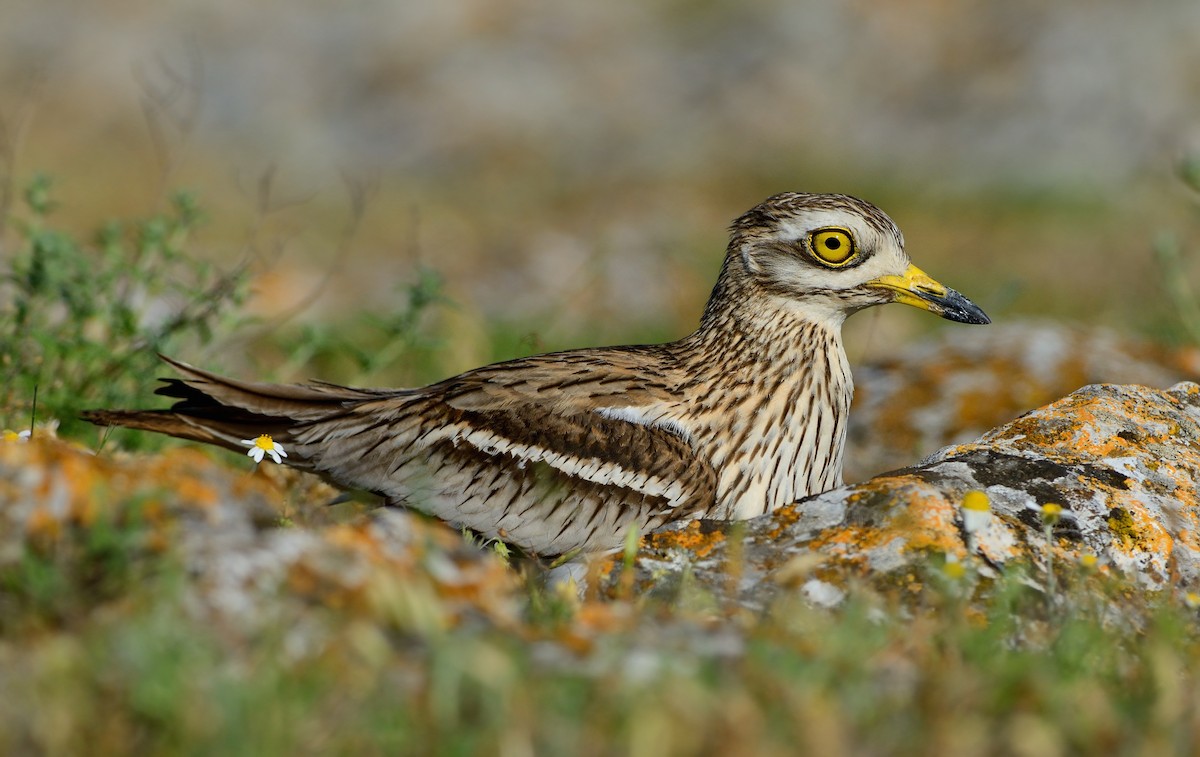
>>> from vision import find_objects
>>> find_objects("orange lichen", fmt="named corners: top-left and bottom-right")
top-left (591, 554), bottom-right (619, 581)
top-left (894, 496), bottom-right (961, 555)
top-left (806, 524), bottom-right (871, 550)
top-left (1177, 529), bottom-right (1200, 552)
top-left (762, 502), bottom-right (802, 540)
top-left (806, 477), bottom-right (965, 565)
top-left (644, 520), bottom-right (726, 559)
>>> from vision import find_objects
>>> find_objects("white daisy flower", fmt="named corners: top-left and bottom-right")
top-left (960, 490), bottom-right (991, 534)
top-left (1040, 502), bottom-right (1063, 526)
top-left (242, 434), bottom-right (287, 465)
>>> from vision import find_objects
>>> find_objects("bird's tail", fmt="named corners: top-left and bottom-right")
top-left (82, 355), bottom-right (396, 464)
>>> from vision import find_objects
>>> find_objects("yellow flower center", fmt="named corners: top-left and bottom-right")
top-left (2, 430), bottom-right (19, 442)
top-left (962, 490), bottom-right (990, 512)
top-left (253, 434), bottom-right (275, 451)
top-left (943, 559), bottom-right (966, 579)
top-left (1040, 502), bottom-right (1063, 526)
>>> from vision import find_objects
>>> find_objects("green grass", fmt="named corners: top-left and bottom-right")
top-left (0, 175), bottom-right (250, 444)
top-left (0, 175), bottom-right (454, 440)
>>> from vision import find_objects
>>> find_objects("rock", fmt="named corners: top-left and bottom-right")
top-left (846, 321), bottom-right (1199, 481)
top-left (630, 382), bottom-right (1200, 608)
top-left (0, 436), bottom-right (521, 639)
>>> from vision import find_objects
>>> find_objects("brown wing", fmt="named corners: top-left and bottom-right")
top-left (291, 343), bottom-right (708, 493)
top-left (84, 348), bottom-right (717, 554)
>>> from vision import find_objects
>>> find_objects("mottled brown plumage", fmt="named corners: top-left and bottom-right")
top-left (84, 193), bottom-right (989, 557)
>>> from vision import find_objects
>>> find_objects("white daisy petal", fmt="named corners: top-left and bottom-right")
top-left (962, 508), bottom-right (991, 534)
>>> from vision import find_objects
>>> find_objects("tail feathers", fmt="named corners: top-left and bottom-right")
top-left (80, 409), bottom-right (275, 455)
top-left (82, 355), bottom-right (405, 460)
top-left (155, 355), bottom-right (393, 421)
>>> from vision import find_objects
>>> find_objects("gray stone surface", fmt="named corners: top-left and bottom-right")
top-left (633, 382), bottom-right (1200, 607)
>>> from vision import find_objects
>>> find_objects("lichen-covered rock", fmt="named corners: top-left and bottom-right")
top-left (631, 382), bottom-right (1200, 608)
top-left (0, 436), bottom-right (521, 639)
top-left (846, 321), bottom-right (1199, 481)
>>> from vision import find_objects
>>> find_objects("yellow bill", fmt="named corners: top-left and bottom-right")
top-left (867, 263), bottom-right (990, 325)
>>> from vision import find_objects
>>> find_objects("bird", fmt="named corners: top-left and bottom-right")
top-left (84, 192), bottom-right (989, 560)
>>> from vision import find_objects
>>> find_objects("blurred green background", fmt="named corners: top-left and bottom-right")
top-left (2, 0), bottom-right (1199, 386)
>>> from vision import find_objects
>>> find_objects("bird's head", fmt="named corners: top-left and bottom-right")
top-left (721, 192), bottom-right (989, 326)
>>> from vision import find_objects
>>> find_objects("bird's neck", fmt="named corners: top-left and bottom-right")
top-left (669, 273), bottom-right (854, 518)
top-left (684, 270), bottom-right (849, 371)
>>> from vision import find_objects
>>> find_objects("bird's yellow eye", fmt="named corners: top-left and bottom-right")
top-left (808, 228), bottom-right (857, 266)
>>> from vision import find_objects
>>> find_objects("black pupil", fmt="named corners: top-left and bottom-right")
top-left (824, 237), bottom-right (842, 250)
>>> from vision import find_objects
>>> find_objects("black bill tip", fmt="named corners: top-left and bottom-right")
top-left (921, 287), bottom-right (991, 325)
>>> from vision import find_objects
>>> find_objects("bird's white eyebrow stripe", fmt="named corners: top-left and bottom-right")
top-left (594, 406), bottom-right (694, 444)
